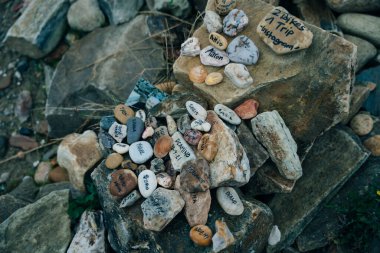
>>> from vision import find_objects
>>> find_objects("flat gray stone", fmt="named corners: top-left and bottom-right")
top-left (344, 34), bottom-right (377, 71)
top-left (98, 0), bottom-right (144, 25)
top-left (0, 194), bottom-right (28, 223)
top-left (327, 0), bottom-right (380, 13)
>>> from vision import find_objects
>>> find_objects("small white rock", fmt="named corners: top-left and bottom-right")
top-left (180, 37), bottom-right (201, 57)
top-left (204, 10), bottom-right (223, 33)
top-left (135, 109), bottom-right (146, 122)
top-left (142, 126), bottom-right (154, 139)
top-left (129, 141), bottom-right (153, 164)
top-left (156, 172), bottom-right (173, 188)
top-left (268, 225), bottom-right (281, 246)
top-left (185, 101), bottom-right (207, 120)
top-left (119, 190), bottom-right (142, 208)
top-left (191, 119), bottom-right (211, 132)
top-left (112, 143), bottom-right (129, 154)
top-left (200, 46), bottom-right (230, 67)
top-left (214, 104), bottom-right (241, 125)
top-left (224, 63), bottom-right (253, 88)
top-left (216, 187), bottom-right (244, 215)
top-left (138, 170), bottom-right (157, 198)
top-left (166, 115), bottom-right (177, 136)
top-left (169, 132), bottom-right (196, 171)
top-left (108, 122), bottom-right (127, 143)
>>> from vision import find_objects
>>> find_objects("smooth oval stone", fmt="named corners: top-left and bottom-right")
top-left (214, 104), bottom-right (241, 125)
top-left (121, 159), bottom-right (138, 170)
top-left (127, 117), bottom-right (145, 144)
top-left (204, 10), bottom-right (223, 33)
top-left (191, 119), bottom-right (211, 132)
top-left (135, 109), bottom-right (146, 122)
top-left (216, 187), bottom-right (244, 215)
top-left (223, 9), bottom-right (249, 37)
top-left (363, 135), bottom-right (380, 156)
top-left (224, 63), bottom-right (253, 88)
top-left (154, 135), bottom-right (173, 158)
top-left (119, 189), bottom-right (141, 208)
top-left (138, 169), bottom-right (157, 198)
top-left (166, 115), bottom-right (177, 135)
top-left (169, 132), bottom-right (197, 171)
top-left (105, 153), bottom-right (124, 169)
top-left (215, 0), bottom-right (236, 15)
top-left (129, 141), bottom-right (154, 164)
top-left (153, 126), bottom-right (169, 141)
top-left (184, 129), bottom-right (203, 145)
top-left (177, 114), bottom-right (192, 133)
top-left (114, 104), bottom-right (135, 124)
top-left (190, 225), bottom-right (213, 246)
top-left (34, 161), bottom-right (52, 184)
top-left (181, 37), bottom-right (201, 56)
top-left (109, 169), bottom-right (137, 197)
top-left (268, 225), bottom-right (281, 246)
top-left (100, 115), bottom-right (115, 130)
top-left (180, 158), bottom-right (210, 192)
top-left (186, 101), bottom-right (207, 120)
top-left (150, 157), bottom-right (166, 173)
top-left (108, 122), bottom-right (127, 143)
top-left (189, 65), bottom-right (208, 83)
top-left (349, 113), bottom-right (373, 136)
top-left (112, 143), bottom-right (129, 154)
top-left (205, 72), bottom-right (223, 86)
top-left (156, 172), bottom-right (173, 188)
top-left (197, 134), bottom-right (218, 162)
top-left (142, 126), bottom-right (155, 139)
top-left (227, 35), bottom-right (259, 65)
top-left (200, 46), bottom-right (229, 67)
top-left (234, 99), bottom-right (259, 120)
top-left (209, 32), bottom-right (228, 50)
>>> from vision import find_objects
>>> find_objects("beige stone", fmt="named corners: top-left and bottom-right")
top-left (190, 225), bottom-right (213, 246)
top-left (205, 72), bottom-right (223, 86)
top-left (113, 104), bottom-right (135, 124)
top-left (105, 153), bottom-right (123, 169)
top-left (209, 32), bottom-right (228, 50)
top-left (363, 135), bottom-right (380, 156)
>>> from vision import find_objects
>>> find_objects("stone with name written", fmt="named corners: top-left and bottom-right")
top-left (191, 119), bottom-right (211, 132)
top-left (154, 135), bottom-right (173, 158)
top-left (214, 104), bottom-right (241, 125)
top-left (126, 117), bottom-right (144, 144)
top-left (114, 104), bottom-right (135, 124)
top-left (129, 141), bottom-right (153, 164)
top-left (141, 188), bottom-right (185, 231)
top-left (156, 172), bottom-right (173, 188)
top-left (119, 189), bottom-right (141, 208)
top-left (234, 99), bottom-right (259, 120)
top-left (209, 32), bottom-right (228, 50)
top-left (112, 143), bottom-right (129, 154)
top-left (135, 109), bottom-right (146, 122)
top-left (180, 158), bottom-right (211, 192)
top-left (227, 35), bottom-right (259, 65)
top-left (212, 220), bottom-right (236, 253)
top-left (223, 9), bottom-right (249, 37)
top-left (182, 190), bottom-right (211, 227)
top-left (190, 225), bottom-right (213, 246)
top-left (197, 133), bottom-right (218, 162)
top-left (215, 0), bottom-right (237, 15)
top-left (169, 132), bottom-right (196, 171)
top-left (200, 46), bottom-right (230, 67)
top-left (177, 114), bottom-right (192, 133)
top-left (184, 129), bottom-right (203, 145)
top-left (204, 10), bottom-right (223, 33)
top-left (166, 115), bottom-right (177, 135)
top-left (150, 158), bottom-right (166, 173)
top-left (181, 37), bottom-right (201, 57)
top-left (138, 170), bottom-right (157, 198)
top-left (105, 153), bottom-right (124, 169)
top-left (186, 101), bottom-right (207, 120)
top-left (257, 6), bottom-right (313, 54)
top-left (216, 186), bottom-right (244, 215)
top-left (109, 169), bottom-right (137, 197)
top-left (224, 63), bottom-right (253, 88)
top-left (108, 122), bottom-right (127, 143)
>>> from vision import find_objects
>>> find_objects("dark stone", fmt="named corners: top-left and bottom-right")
top-left (146, 16), bottom-right (185, 46)
top-left (98, 129), bottom-right (116, 150)
top-left (36, 182), bottom-right (84, 200)
top-left (98, 0), bottom-right (144, 25)
top-left (19, 127), bottom-right (34, 136)
top-left (99, 115), bottom-right (115, 130)
top-left (356, 65), bottom-right (380, 116)
top-left (16, 57), bottom-right (29, 72)
top-left (127, 117), bottom-right (145, 144)
top-left (0, 195), bottom-right (28, 223)
top-left (9, 176), bottom-right (38, 203)
top-left (0, 136), bottom-right (8, 158)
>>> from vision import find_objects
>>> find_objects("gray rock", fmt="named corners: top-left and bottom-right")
top-left (3, 0), bottom-right (69, 59)
top-left (150, 158), bottom-right (166, 174)
top-left (0, 190), bottom-right (72, 253)
top-left (67, 0), bottom-right (105, 32)
top-left (127, 117), bottom-right (145, 144)
top-left (8, 176), bottom-right (38, 203)
top-left (226, 35), bottom-right (259, 65)
top-left (36, 182), bottom-right (84, 200)
top-left (251, 111), bottom-right (302, 180)
top-left (177, 114), bottom-right (192, 134)
top-left (146, 0), bottom-right (191, 18)
top-left (337, 13), bottom-right (380, 47)
top-left (223, 9), bottom-right (249, 37)
top-left (344, 34), bottom-right (377, 71)
top-left (326, 0), bottom-right (380, 13)
top-left (100, 115), bottom-right (115, 130)
top-left (0, 195), bottom-right (28, 223)
top-left (267, 126), bottom-right (370, 252)
top-left (46, 15), bottom-right (166, 137)
top-left (98, 0), bottom-right (144, 25)
top-left (204, 10), bottom-right (223, 33)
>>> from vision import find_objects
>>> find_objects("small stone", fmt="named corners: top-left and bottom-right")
top-left (0, 136), bottom-right (8, 158)
top-left (141, 188), bottom-right (185, 231)
top-left (129, 141), bottom-right (154, 164)
top-left (227, 35), bottom-right (259, 65)
top-left (48, 166), bottom-right (69, 182)
top-left (257, 7), bottom-right (314, 54)
top-left (209, 32), bottom-right (228, 50)
top-left (105, 153), bottom-right (123, 169)
top-left (363, 135), bottom-right (380, 156)
top-left (145, 116), bottom-right (158, 129)
top-left (216, 187), bottom-right (244, 215)
top-left (212, 220), bottom-right (236, 252)
top-left (109, 169), bottom-right (137, 197)
top-left (180, 158), bottom-right (210, 192)
top-left (166, 115), bottom-right (177, 135)
top-left (146, 97), bottom-right (160, 110)
top-left (19, 127), bottom-right (33, 136)
top-left (156, 172), bottom-right (173, 188)
top-left (190, 225), bottom-right (213, 246)
top-left (177, 114), bottom-right (192, 133)
top-left (180, 37), bottom-right (201, 57)
top-left (108, 122), bottom-right (127, 143)
top-left (114, 104), bottom-right (135, 124)
top-left (119, 189), bottom-right (141, 208)
top-left (214, 104), bottom-right (241, 125)
top-left (181, 189), bottom-right (211, 227)
top-left (35, 120), bottom-right (49, 135)
top-left (215, 0), bottom-right (237, 15)
top-left (189, 65), bottom-right (208, 83)
top-left (142, 126), bottom-right (154, 139)
top-left (197, 133), bottom-right (218, 162)
top-left (186, 101), bottom-right (207, 120)
top-left (138, 170), bottom-right (157, 198)
top-left (200, 46), bottom-right (230, 67)
top-left (9, 135), bottom-right (38, 151)
top-left (14, 90), bottom-right (32, 123)
top-left (349, 113), bottom-right (374, 136)
top-left (112, 143), bottom-right (129, 154)
top-left (0, 72), bottom-right (12, 90)
top-left (100, 116), bottom-right (116, 130)
top-left (126, 117), bottom-right (145, 144)
top-left (34, 162), bottom-right (52, 184)
top-left (268, 225), bottom-right (281, 246)
top-left (121, 159), bottom-right (138, 170)
top-left (150, 158), bottom-right (166, 173)
top-left (184, 129), bottom-right (203, 145)
top-left (205, 72), bottom-right (223, 86)
top-left (67, 0), bottom-right (105, 32)
top-left (154, 135), bottom-right (173, 158)
top-left (98, 129), bottom-right (115, 149)
top-left (153, 126), bottom-right (169, 141)
top-left (135, 109), bottom-right (146, 122)
top-left (169, 132), bottom-right (196, 171)
top-left (135, 165), bottom-right (148, 176)
top-left (224, 63), bottom-right (253, 88)
top-left (204, 11), bottom-right (223, 33)
top-left (223, 9), bottom-right (249, 37)
top-left (191, 119), bottom-right (211, 132)
top-left (234, 99), bottom-right (259, 119)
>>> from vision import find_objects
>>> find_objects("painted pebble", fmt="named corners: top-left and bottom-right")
top-left (223, 9), bottom-right (249, 37)
top-left (112, 143), bottom-right (129, 154)
top-left (209, 32), bottom-right (228, 50)
top-left (190, 225), bottom-right (213, 246)
top-left (114, 104), bottom-right (135, 124)
top-left (200, 46), bottom-right (229, 67)
top-left (129, 141), bottom-right (154, 164)
top-left (216, 187), bottom-right (244, 215)
top-left (108, 122), bottom-right (127, 143)
top-left (186, 101), bottom-right (207, 120)
top-left (135, 109), bottom-right (146, 122)
top-left (119, 189), bottom-right (142, 208)
top-left (138, 169), bottom-right (157, 198)
top-left (227, 35), bottom-right (259, 65)
top-left (214, 104), bottom-right (241, 125)
top-left (169, 132), bottom-right (196, 171)
top-left (109, 169), bottom-right (137, 198)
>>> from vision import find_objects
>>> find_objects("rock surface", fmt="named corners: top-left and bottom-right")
top-left (344, 35), bottom-right (377, 71)
top-left (146, 0), bottom-right (191, 18)
top-left (180, 159), bottom-right (210, 192)
top-left (227, 35), bottom-right (259, 65)
top-left (327, 0), bottom-right (380, 13)
top-left (98, 0), bottom-right (144, 25)
top-left (67, 0), bottom-right (105, 32)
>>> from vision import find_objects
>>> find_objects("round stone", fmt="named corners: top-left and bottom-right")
top-left (112, 143), bottom-right (129, 154)
top-left (234, 99), bottom-right (259, 119)
top-left (129, 141), bottom-right (154, 164)
top-left (215, 0), bottom-right (236, 15)
top-left (216, 186), bottom-right (244, 215)
top-left (200, 46), bottom-right (229, 67)
top-left (156, 172), bottom-right (173, 188)
top-left (191, 119), bottom-right (211, 132)
top-left (209, 32), bottom-right (228, 50)
top-left (34, 161), bottom-right (52, 184)
top-left (184, 129), bottom-right (203, 145)
top-left (224, 63), bottom-right (253, 88)
top-left (349, 113), bottom-right (374, 136)
top-left (113, 104), bottom-right (135, 124)
top-left (138, 169), bottom-right (157, 198)
top-left (226, 35), bottom-right (259, 65)
top-left (186, 101), bottom-right (207, 120)
top-left (204, 10), bottom-right (223, 33)
top-left (205, 72), bottom-right (223, 86)
top-left (189, 65), bottom-right (208, 84)
top-left (121, 159), bottom-right (138, 170)
top-left (363, 135), bottom-right (380, 156)
top-left (190, 225), bottom-right (213, 246)
top-left (48, 166), bottom-right (69, 182)
top-left (154, 135), bottom-right (173, 158)
top-left (127, 117), bottom-right (145, 144)
top-left (181, 37), bottom-right (201, 57)
top-left (142, 126), bottom-right (155, 139)
top-left (197, 134), bottom-right (218, 162)
top-left (223, 9), bottom-right (249, 36)
top-left (105, 153), bottom-right (124, 169)
top-left (109, 169), bottom-right (138, 197)
top-left (214, 104), bottom-right (241, 125)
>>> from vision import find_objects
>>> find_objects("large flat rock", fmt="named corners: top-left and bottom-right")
top-left (173, 0), bottom-right (356, 155)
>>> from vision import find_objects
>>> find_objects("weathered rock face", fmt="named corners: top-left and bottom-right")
top-left (98, 0), bottom-right (144, 25)
top-left (173, 0), bottom-right (356, 156)
top-left (3, 0), bottom-right (69, 58)
top-left (46, 15), bottom-right (166, 137)
top-left (267, 127), bottom-right (369, 252)
top-left (0, 190), bottom-right (72, 253)
top-left (0, 195), bottom-right (28, 223)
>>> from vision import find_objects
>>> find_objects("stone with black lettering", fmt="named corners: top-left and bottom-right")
top-left (257, 6), bottom-right (313, 54)
top-left (223, 9), bottom-right (249, 37)
top-left (126, 117), bottom-right (144, 144)
top-left (109, 169), bottom-right (137, 198)
top-left (209, 32), bottom-right (228, 50)
top-left (227, 35), bottom-right (259, 65)
top-left (129, 141), bottom-right (153, 164)
top-left (177, 114), bottom-right (192, 133)
top-left (197, 133), bottom-right (218, 162)
top-left (200, 46), bottom-right (230, 67)
top-left (180, 158), bottom-right (210, 192)
top-left (216, 186), bottom-right (244, 215)
top-left (180, 37), bottom-right (201, 57)
top-left (113, 104), bottom-right (135, 124)
top-left (190, 225), bottom-right (213, 246)
top-left (191, 119), bottom-right (211, 132)
top-left (204, 10), bottom-right (223, 33)
top-left (135, 109), bottom-right (146, 122)
top-left (112, 143), bottom-right (129, 154)
top-left (119, 189), bottom-right (141, 208)
top-left (169, 132), bottom-right (196, 171)
top-left (183, 129), bottom-right (203, 146)
top-left (224, 63), bottom-right (253, 88)
top-left (214, 104), bottom-right (241, 125)
top-left (108, 122), bottom-right (127, 143)
top-left (138, 169), bottom-right (157, 198)
top-left (185, 101), bottom-right (207, 120)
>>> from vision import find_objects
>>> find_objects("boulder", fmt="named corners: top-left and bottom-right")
top-left (98, 0), bottom-right (144, 25)
top-left (3, 0), bottom-right (69, 58)
top-left (46, 15), bottom-right (166, 137)
top-left (67, 0), bottom-right (105, 32)
top-left (173, 0), bottom-right (356, 156)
